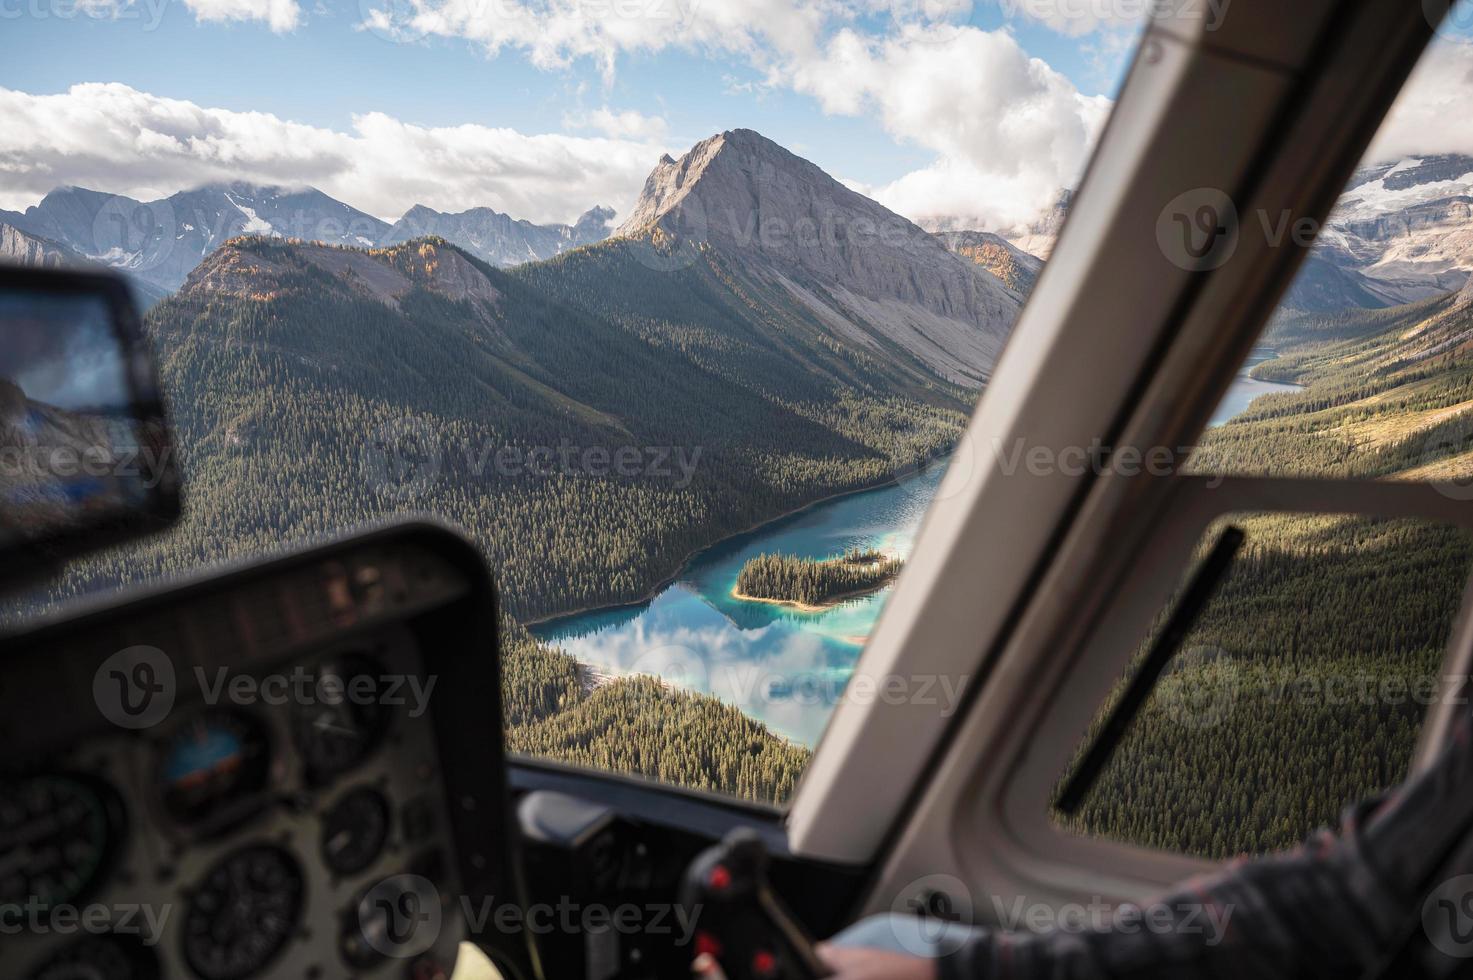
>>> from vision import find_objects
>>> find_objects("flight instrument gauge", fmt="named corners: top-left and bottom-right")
top-left (181, 844), bottom-right (304, 980)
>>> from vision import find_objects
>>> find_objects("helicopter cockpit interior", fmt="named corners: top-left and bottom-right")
top-left (9, 1), bottom-right (1473, 979)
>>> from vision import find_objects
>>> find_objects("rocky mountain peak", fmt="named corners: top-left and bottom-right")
top-left (613, 128), bottom-right (1021, 385)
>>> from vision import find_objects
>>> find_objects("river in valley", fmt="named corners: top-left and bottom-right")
top-left (533, 365), bottom-right (1304, 747)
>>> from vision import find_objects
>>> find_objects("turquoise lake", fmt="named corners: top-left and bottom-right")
top-left (533, 368), bottom-right (1300, 747)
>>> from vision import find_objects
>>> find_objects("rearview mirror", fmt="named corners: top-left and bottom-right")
top-left (0, 266), bottom-right (179, 571)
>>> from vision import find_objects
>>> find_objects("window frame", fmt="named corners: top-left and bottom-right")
top-left (959, 475), bottom-right (1473, 899)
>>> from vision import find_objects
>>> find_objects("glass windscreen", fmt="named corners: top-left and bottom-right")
top-left (0, 2), bottom-right (1149, 803)
top-left (1192, 9), bottom-right (1473, 487)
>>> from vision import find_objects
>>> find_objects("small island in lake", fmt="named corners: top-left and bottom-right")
top-left (732, 548), bottom-right (905, 611)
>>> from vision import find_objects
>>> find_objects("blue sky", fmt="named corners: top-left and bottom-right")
top-left (40, 0), bottom-right (1473, 234)
top-left (3, 0), bottom-right (1470, 230)
top-left (0, 0), bottom-right (1149, 227)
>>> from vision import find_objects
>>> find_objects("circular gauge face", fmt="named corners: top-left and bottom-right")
top-left (155, 710), bottom-right (272, 829)
top-left (182, 845), bottom-right (304, 980)
top-left (291, 654), bottom-right (389, 781)
top-left (28, 932), bottom-right (160, 980)
top-left (0, 773), bottom-right (124, 916)
top-left (320, 786), bottom-right (391, 876)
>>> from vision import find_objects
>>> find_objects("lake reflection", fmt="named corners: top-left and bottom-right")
top-left (532, 461), bottom-right (949, 746)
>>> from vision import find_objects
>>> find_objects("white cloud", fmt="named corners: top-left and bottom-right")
top-left (351, 2), bottom-right (1116, 229)
top-left (0, 3), bottom-right (1125, 234)
top-left (789, 26), bottom-right (1111, 231)
top-left (362, 0), bottom-right (831, 78)
top-left (563, 106), bottom-right (669, 140)
top-left (1365, 39), bottom-right (1473, 164)
top-left (0, 83), bottom-right (671, 224)
top-left (184, 0), bottom-right (301, 31)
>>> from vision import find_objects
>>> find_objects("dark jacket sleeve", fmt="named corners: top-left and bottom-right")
top-left (940, 715), bottom-right (1473, 980)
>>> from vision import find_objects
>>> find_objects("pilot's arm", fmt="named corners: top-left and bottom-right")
top-left (820, 712), bottom-right (1473, 980)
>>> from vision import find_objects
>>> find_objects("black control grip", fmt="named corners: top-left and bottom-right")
top-left (680, 829), bottom-right (831, 980)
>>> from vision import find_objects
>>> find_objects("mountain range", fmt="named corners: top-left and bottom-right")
top-left (0, 182), bottom-right (616, 300)
top-left (67, 128), bottom-right (1016, 621)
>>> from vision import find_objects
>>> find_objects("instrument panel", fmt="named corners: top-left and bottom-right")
top-left (0, 527), bottom-right (514, 980)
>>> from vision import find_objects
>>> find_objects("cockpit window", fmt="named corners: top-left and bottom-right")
top-left (1058, 12), bottom-right (1473, 855)
top-left (0, 3), bottom-right (1148, 803)
top-left (1191, 13), bottom-right (1473, 484)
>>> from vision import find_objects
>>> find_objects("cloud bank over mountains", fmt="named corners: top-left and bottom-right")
top-left (5, 0), bottom-right (1471, 234)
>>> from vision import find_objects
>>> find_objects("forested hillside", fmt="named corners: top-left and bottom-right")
top-left (1058, 286), bottom-right (1473, 857)
top-left (734, 549), bottom-right (903, 608)
top-left (48, 233), bottom-right (976, 803)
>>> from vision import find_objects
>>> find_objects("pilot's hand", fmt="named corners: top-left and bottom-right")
top-left (816, 943), bottom-right (938, 980)
top-left (691, 943), bottom-right (937, 980)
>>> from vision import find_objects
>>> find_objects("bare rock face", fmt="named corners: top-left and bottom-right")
top-left (935, 230), bottom-right (1043, 296)
top-left (0, 222), bottom-right (75, 269)
top-left (615, 129), bottom-right (1020, 386)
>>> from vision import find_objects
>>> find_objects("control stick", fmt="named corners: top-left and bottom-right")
top-left (681, 829), bottom-right (831, 980)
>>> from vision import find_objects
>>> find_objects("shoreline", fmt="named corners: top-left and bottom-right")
top-left (728, 577), bottom-right (898, 613)
top-left (523, 455), bottom-right (948, 631)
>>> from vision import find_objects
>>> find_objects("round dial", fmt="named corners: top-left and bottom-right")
top-left (0, 773), bottom-right (123, 915)
top-left (320, 786), bottom-right (391, 876)
top-left (291, 654), bottom-right (389, 781)
top-left (28, 932), bottom-right (160, 980)
top-left (155, 710), bottom-right (271, 829)
top-left (182, 845), bottom-right (304, 980)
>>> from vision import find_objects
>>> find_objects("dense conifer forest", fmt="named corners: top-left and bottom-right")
top-left (1056, 290), bottom-right (1473, 857)
top-left (44, 236), bottom-right (968, 804)
top-left (734, 548), bottom-right (904, 607)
